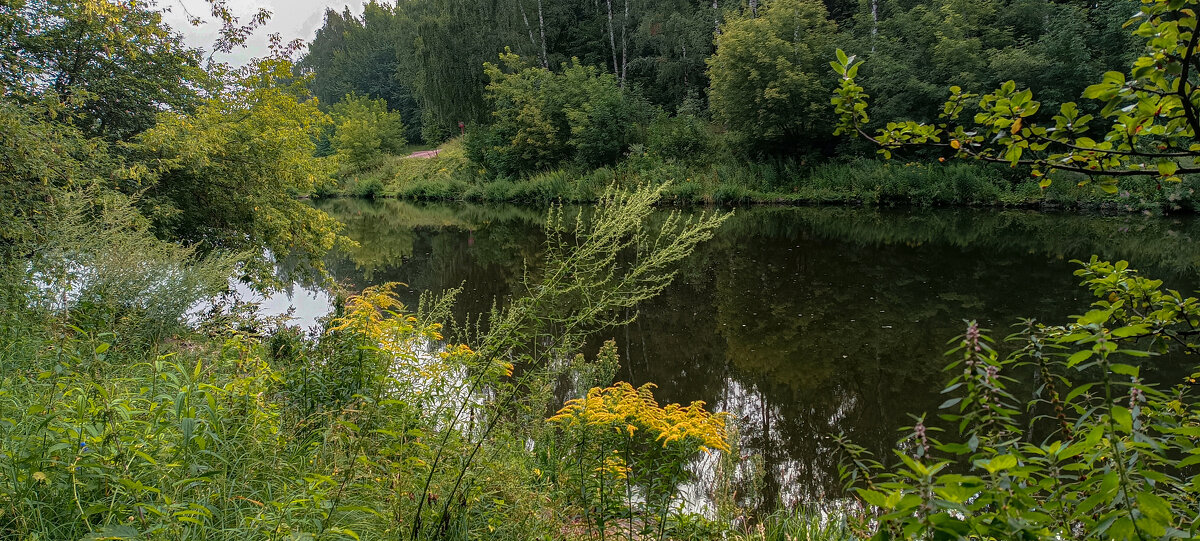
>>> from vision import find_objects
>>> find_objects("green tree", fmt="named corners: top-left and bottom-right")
top-left (706, 0), bottom-right (838, 153)
top-left (330, 93), bottom-right (408, 167)
top-left (297, 2), bottom-right (424, 142)
top-left (405, 0), bottom-right (531, 140)
top-left (133, 58), bottom-right (347, 286)
top-left (0, 0), bottom-right (205, 141)
top-left (0, 99), bottom-right (114, 255)
top-left (843, 0), bottom-right (1137, 129)
top-left (470, 51), bottom-right (644, 176)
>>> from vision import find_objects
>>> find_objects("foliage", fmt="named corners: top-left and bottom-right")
top-left (0, 99), bottom-right (115, 253)
top-left (0, 0), bottom-right (205, 141)
top-left (296, 2), bottom-right (424, 142)
top-left (837, 259), bottom-right (1200, 539)
top-left (469, 51), bottom-right (647, 176)
top-left (133, 57), bottom-right (348, 287)
top-left (548, 381), bottom-right (730, 538)
top-left (729, 507), bottom-right (853, 541)
top-left (645, 113), bottom-right (716, 163)
top-left (0, 183), bottom-right (732, 540)
top-left (832, 0), bottom-right (1200, 191)
top-left (29, 190), bottom-right (236, 347)
top-left (847, 0), bottom-right (1137, 130)
top-left (707, 0), bottom-right (838, 154)
top-left (330, 93), bottom-right (408, 168)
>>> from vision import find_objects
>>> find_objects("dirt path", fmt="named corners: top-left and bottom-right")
top-left (406, 149), bottom-right (440, 159)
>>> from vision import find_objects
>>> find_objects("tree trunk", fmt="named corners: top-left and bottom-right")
top-left (871, 0), bottom-right (878, 52)
top-left (517, 0), bottom-right (542, 65)
top-left (682, 40), bottom-right (688, 90)
top-left (749, 0), bottom-right (758, 17)
top-left (620, 0), bottom-right (629, 86)
top-left (713, 0), bottom-right (720, 35)
top-left (536, 0), bottom-right (548, 68)
top-left (606, 0), bottom-right (619, 81)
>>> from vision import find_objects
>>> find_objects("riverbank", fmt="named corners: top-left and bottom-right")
top-left (318, 139), bottom-right (1200, 212)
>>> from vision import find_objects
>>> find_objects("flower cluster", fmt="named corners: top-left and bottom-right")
top-left (548, 382), bottom-right (730, 454)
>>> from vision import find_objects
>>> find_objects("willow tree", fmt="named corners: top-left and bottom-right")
top-left (403, 0), bottom-right (534, 141)
top-left (297, 2), bottom-right (424, 142)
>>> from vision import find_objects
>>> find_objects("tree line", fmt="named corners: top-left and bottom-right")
top-left (299, 0), bottom-right (1139, 160)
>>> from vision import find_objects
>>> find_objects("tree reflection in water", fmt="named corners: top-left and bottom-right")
top-left (303, 198), bottom-right (1200, 511)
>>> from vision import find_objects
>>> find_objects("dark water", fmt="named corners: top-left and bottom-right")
top-left (277, 199), bottom-right (1200, 508)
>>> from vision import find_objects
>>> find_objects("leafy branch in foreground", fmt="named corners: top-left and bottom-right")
top-left (409, 182), bottom-right (731, 538)
top-left (837, 258), bottom-right (1200, 540)
top-left (831, 0), bottom-right (1200, 192)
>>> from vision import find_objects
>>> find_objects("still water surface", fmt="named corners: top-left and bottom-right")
top-left (272, 199), bottom-right (1200, 508)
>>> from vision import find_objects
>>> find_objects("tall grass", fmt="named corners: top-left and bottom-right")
top-left (731, 508), bottom-right (855, 541)
top-left (0, 184), bottom-right (740, 540)
top-left (326, 140), bottom-right (1199, 211)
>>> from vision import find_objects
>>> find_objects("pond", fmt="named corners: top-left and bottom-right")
top-left (268, 199), bottom-right (1200, 510)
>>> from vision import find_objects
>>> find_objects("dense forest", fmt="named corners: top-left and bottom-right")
top-left (301, 0), bottom-right (1138, 151)
top-left (3, 0), bottom-right (1200, 539)
top-left (292, 0), bottom-right (1200, 211)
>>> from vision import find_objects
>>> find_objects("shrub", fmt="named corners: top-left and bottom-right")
top-left (707, 0), bottom-right (837, 154)
top-left (32, 190), bottom-right (235, 346)
top-left (473, 51), bottom-right (647, 177)
top-left (645, 113), bottom-right (713, 163)
top-left (330, 93), bottom-right (407, 168)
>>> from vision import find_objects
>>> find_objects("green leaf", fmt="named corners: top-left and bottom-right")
top-left (1177, 453), bottom-right (1200, 468)
top-left (1111, 324), bottom-right (1149, 338)
top-left (978, 454), bottom-right (1018, 474)
top-left (1112, 405), bottom-right (1132, 433)
top-left (857, 488), bottom-right (890, 508)
top-left (1109, 363), bottom-right (1140, 377)
top-left (1067, 349), bottom-right (1094, 367)
top-left (846, 61), bottom-right (861, 79)
top-left (1136, 491), bottom-right (1172, 524)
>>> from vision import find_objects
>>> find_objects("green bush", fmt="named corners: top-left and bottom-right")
top-left (351, 175), bottom-right (385, 198)
top-left (471, 51), bottom-right (647, 177)
top-left (645, 113), bottom-right (713, 163)
top-left (707, 0), bottom-right (837, 154)
top-left (330, 93), bottom-right (407, 168)
top-left (32, 190), bottom-right (235, 347)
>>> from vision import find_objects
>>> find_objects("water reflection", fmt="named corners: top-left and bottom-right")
top-left (280, 199), bottom-right (1200, 509)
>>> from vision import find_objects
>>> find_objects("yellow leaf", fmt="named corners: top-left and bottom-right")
top-left (1011, 118), bottom-right (1023, 134)
top-left (950, 139), bottom-right (961, 149)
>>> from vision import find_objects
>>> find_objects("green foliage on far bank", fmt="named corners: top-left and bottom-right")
top-left (465, 51), bottom-right (650, 176)
top-left (325, 143), bottom-right (1200, 212)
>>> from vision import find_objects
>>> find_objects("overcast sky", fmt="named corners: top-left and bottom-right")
top-left (161, 0), bottom-right (366, 65)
